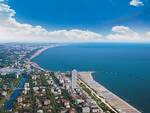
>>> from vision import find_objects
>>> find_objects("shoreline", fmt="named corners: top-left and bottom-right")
top-left (79, 72), bottom-right (141, 113)
top-left (30, 44), bottom-right (61, 60)
top-left (30, 45), bottom-right (141, 113)
top-left (29, 44), bottom-right (63, 71)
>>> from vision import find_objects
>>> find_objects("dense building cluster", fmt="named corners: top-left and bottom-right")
top-left (0, 43), bottom-right (140, 113)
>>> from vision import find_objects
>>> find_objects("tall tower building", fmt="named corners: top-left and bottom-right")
top-left (71, 69), bottom-right (78, 91)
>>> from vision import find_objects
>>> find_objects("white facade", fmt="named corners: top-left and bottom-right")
top-left (71, 69), bottom-right (78, 90)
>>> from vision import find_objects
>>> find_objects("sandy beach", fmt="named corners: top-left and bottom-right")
top-left (79, 72), bottom-right (141, 113)
top-left (29, 44), bottom-right (63, 70)
top-left (30, 45), bottom-right (141, 113)
top-left (30, 44), bottom-right (61, 60)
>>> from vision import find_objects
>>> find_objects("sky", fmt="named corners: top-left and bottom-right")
top-left (0, 0), bottom-right (150, 43)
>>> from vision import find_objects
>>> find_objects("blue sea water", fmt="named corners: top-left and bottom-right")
top-left (33, 43), bottom-right (150, 113)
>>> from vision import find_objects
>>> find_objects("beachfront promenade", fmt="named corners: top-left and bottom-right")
top-left (78, 72), bottom-right (141, 113)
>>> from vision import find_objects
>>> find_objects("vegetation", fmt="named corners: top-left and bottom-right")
top-left (79, 81), bottom-right (117, 113)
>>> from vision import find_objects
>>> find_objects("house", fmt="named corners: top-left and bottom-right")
top-left (82, 107), bottom-right (90, 113)
top-left (91, 107), bottom-right (100, 113)
top-left (17, 97), bottom-right (23, 103)
top-left (68, 108), bottom-right (76, 113)
top-left (33, 87), bottom-right (39, 92)
top-left (2, 91), bottom-right (7, 96)
top-left (44, 99), bottom-right (50, 106)
top-left (64, 100), bottom-right (70, 109)
top-left (37, 109), bottom-right (44, 113)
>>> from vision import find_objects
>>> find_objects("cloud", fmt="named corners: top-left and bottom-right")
top-left (0, 3), bottom-right (103, 43)
top-left (0, 2), bottom-right (150, 43)
top-left (145, 32), bottom-right (150, 38)
top-left (130, 0), bottom-right (144, 7)
top-left (147, 32), bottom-right (150, 36)
top-left (106, 26), bottom-right (150, 42)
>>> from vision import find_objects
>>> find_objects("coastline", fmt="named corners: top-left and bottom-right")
top-left (79, 72), bottom-right (141, 113)
top-left (29, 44), bottom-right (63, 71)
top-left (30, 45), bottom-right (141, 113)
top-left (30, 44), bottom-right (61, 60)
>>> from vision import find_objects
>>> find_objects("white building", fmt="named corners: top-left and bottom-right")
top-left (82, 107), bottom-right (90, 113)
top-left (71, 69), bottom-right (78, 91)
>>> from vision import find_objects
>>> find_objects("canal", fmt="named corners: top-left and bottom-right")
top-left (4, 75), bottom-right (29, 110)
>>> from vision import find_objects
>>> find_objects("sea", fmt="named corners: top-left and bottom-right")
top-left (32, 43), bottom-right (150, 113)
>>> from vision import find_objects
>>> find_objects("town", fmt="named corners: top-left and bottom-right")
top-left (0, 44), bottom-right (140, 113)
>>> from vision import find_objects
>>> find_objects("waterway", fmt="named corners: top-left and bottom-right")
top-left (4, 75), bottom-right (29, 110)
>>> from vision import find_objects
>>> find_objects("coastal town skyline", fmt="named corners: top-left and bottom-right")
top-left (0, 0), bottom-right (150, 43)
top-left (0, 0), bottom-right (150, 113)
top-left (0, 43), bottom-right (144, 113)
